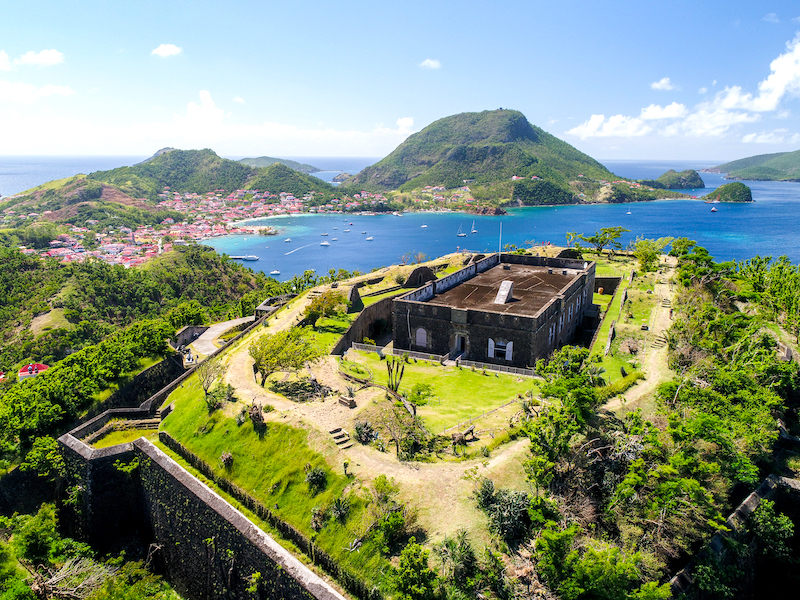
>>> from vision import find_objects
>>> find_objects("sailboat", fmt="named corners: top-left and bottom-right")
top-left (270, 267), bottom-right (280, 276)
top-left (421, 223), bottom-right (428, 228)
top-left (470, 220), bottom-right (477, 234)
top-left (457, 224), bottom-right (467, 237)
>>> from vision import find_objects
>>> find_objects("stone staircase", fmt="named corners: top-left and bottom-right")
top-left (651, 334), bottom-right (668, 349)
top-left (329, 427), bottom-right (353, 450)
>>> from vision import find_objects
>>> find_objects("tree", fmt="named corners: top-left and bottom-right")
top-left (20, 436), bottom-right (64, 481)
top-left (633, 236), bottom-right (674, 271)
top-left (575, 227), bottom-right (630, 255)
top-left (387, 356), bottom-right (405, 393)
top-left (248, 327), bottom-right (323, 386)
top-left (303, 290), bottom-right (348, 329)
top-left (392, 537), bottom-right (438, 600)
top-left (195, 357), bottom-right (225, 399)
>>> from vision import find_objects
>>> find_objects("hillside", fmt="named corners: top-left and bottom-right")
top-left (645, 169), bottom-right (705, 189)
top-left (705, 149), bottom-right (800, 181)
top-left (0, 244), bottom-right (277, 372)
top-left (346, 109), bottom-right (614, 192)
top-left (703, 181), bottom-right (753, 202)
top-left (343, 109), bottom-right (686, 205)
top-left (238, 156), bottom-right (320, 173)
top-left (246, 162), bottom-right (334, 196)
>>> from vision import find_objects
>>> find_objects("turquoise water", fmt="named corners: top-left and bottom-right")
top-left (3, 155), bottom-right (799, 278)
top-left (207, 166), bottom-right (800, 279)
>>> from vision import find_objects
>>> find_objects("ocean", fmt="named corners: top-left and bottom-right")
top-left (2, 155), bottom-right (800, 279)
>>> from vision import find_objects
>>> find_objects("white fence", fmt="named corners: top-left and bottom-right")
top-left (456, 359), bottom-right (537, 378)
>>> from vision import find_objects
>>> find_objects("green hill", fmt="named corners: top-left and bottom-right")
top-left (703, 181), bottom-right (753, 203)
top-left (706, 150), bottom-right (800, 181)
top-left (643, 169), bottom-right (704, 189)
top-left (238, 156), bottom-right (320, 173)
top-left (246, 163), bottom-right (334, 197)
top-left (88, 149), bottom-right (256, 200)
top-left (345, 109), bottom-right (614, 192)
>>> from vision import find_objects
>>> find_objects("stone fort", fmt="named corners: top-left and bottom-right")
top-left (392, 253), bottom-right (595, 367)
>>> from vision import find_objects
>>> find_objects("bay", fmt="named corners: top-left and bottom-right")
top-left (206, 162), bottom-right (800, 279)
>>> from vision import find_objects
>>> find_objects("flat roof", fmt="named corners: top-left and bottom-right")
top-left (425, 263), bottom-right (581, 316)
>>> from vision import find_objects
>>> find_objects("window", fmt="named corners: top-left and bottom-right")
top-left (415, 328), bottom-right (427, 348)
top-left (491, 339), bottom-right (513, 361)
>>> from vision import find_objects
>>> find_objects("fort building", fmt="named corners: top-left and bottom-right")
top-left (392, 253), bottom-right (595, 368)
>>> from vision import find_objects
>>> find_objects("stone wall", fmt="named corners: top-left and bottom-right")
top-left (57, 432), bottom-right (347, 600)
top-left (595, 276), bottom-right (622, 296)
top-left (392, 254), bottom-right (595, 367)
top-left (331, 295), bottom-right (397, 356)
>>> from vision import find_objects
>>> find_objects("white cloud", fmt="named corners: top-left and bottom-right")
top-left (567, 114), bottom-right (652, 139)
top-left (15, 49), bottom-right (64, 67)
top-left (420, 58), bottom-right (441, 69)
top-left (0, 51), bottom-right (10, 71)
top-left (152, 44), bottom-right (182, 58)
top-left (640, 102), bottom-right (687, 120)
top-left (0, 79), bottom-right (74, 103)
top-left (793, 16), bottom-right (800, 24)
top-left (569, 33), bottom-right (800, 143)
top-left (764, 13), bottom-right (779, 23)
top-left (698, 87), bottom-right (708, 94)
top-left (650, 77), bottom-right (675, 91)
top-left (232, 96), bottom-right (245, 104)
top-left (742, 129), bottom-right (788, 144)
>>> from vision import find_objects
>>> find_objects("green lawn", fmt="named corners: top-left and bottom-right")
top-left (92, 428), bottom-right (157, 448)
top-left (311, 313), bottom-right (357, 352)
top-left (160, 376), bottom-right (392, 592)
top-left (92, 355), bottom-right (166, 403)
top-left (344, 351), bottom-right (537, 433)
top-left (361, 288), bottom-right (405, 307)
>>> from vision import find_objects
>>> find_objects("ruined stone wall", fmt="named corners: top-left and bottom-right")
top-left (331, 295), bottom-right (396, 356)
top-left (57, 433), bottom-right (347, 600)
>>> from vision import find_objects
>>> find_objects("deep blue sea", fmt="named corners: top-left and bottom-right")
top-left (3, 156), bottom-right (800, 279)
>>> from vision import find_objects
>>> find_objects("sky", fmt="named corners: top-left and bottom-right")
top-left (3, 1), bottom-right (800, 162)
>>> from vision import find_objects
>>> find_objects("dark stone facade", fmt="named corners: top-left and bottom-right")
top-left (392, 253), bottom-right (595, 368)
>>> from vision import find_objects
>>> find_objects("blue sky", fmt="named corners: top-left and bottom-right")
top-left (2, 1), bottom-right (800, 161)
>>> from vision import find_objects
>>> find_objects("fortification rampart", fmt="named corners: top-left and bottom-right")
top-left (57, 431), bottom-right (347, 600)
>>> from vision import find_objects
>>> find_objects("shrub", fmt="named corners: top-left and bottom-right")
top-left (475, 477), bottom-right (495, 510)
top-left (331, 496), bottom-right (350, 523)
top-left (375, 511), bottom-right (406, 555)
top-left (594, 371), bottom-right (645, 403)
top-left (355, 421), bottom-right (375, 444)
top-left (219, 451), bottom-right (233, 470)
top-left (305, 466), bottom-right (327, 495)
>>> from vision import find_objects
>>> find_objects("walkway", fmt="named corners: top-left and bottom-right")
top-left (191, 315), bottom-right (255, 357)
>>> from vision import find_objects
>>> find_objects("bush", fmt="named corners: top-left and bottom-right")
top-left (305, 466), bottom-right (327, 495)
top-left (594, 371), bottom-right (645, 403)
top-left (330, 496), bottom-right (350, 523)
top-left (355, 421), bottom-right (375, 444)
top-left (375, 511), bottom-right (406, 555)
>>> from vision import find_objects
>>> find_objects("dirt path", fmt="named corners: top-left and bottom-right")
top-left (603, 259), bottom-right (676, 412)
top-left (219, 290), bottom-right (533, 541)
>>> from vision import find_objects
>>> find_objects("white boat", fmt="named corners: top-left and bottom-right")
top-left (457, 224), bottom-right (467, 237)
top-left (321, 241), bottom-right (331, 246)
top-left (362, 231), bottom-right (367, 234)
top-left (270, 269), bottom-right (280, 276)
top-left (321, 232), bottom-right (329, 236)
top-left (231, 255), bottom-right (259, 261)
top-left (343, 229), bottom-right (350, 232)
top-left (711, 207), bottom-right (718, 213)
top-left (332, 237), bottom-right (338, 241)
top-left (366, 236), bottom-right (374, 241)
top-left (284, 238), bottom-right (292, 242)
top-left (471, 220), bottom-right (477, 234)
top-left (626, 209), bottom-right (632, 215)
top-left (421, 223), bottom-right (427, 228)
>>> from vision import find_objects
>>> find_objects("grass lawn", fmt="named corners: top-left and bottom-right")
top-left (160, 376), bottom-right (392, 592)
top-left (92, 355), bottom-right (166, 403)
top-left (344, 351), bottom-right (537, 433)
top-left (311, 313), bottom-right (357, 352)
top-left (92, 428), bottom-right (157, 448)
top-left (361, 288), bottom-right (405, 307)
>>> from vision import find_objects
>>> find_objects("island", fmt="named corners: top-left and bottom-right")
top-left (703, 148), bottom-right (800, 181)
top-left (640, 169), bottom-right (705, 189)
top-left (702, 181), bottom-right (753, 202)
